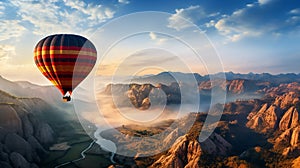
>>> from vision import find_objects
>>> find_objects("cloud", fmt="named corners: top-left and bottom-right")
top-left (118, 0), bottom-right (130, 4)
top-left (126, 49), bottom-right (178, 67)
top-left (149, 32), bottom-right (157, 40)
top-left (214, 1), bottom-right (300, 42)
top-left (215, 16), bottom-right (261, 42)
top-left (168, 5), bottom-right (207, 31)
top-left (97, 49), bottom-right (183, 76)
top-left (97, 64), bottom-right (119, 76)
top-left (63, 0), bottom-right (115, 22)
top-left (290, 8), bottom-right (300, 15)
top-left (289, 8), bottom-right (300, 26)
top-left (0, 20), bottom-right (26, 41)
top-left (246, 3), bottom-right (255, 7)
top-left (287, 16), bottom-right (300, 25)
top-left (0, 45), bottom-right (15, 64)
top-left (258, 0), bottom-right (272, 5)
top-left (0, 2), bottom-right (5, 16)
top-left (205, 20), bottom-right (216, 28)
top-left (149, 32), bottom-right (167, 44)
top-left (8, 0), bottom-right (115, 36)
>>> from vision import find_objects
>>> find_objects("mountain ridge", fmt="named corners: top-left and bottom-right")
top-left (130, 71), bottom-right (300, 85)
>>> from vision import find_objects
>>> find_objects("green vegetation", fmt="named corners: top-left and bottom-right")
top-left (41, 133), bottom-right (92, 167)
top-left (40, 109), bottom-right (112, 168)
top-left (75, 154), bottom-right (112, 168)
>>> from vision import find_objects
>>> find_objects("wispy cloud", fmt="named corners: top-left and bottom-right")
top-left (0, 20), bottom-right (26, 41)
top-left (0, 45), bottom-right (15, 64)
top-left (0, 2), bottom-right (5, 16)
top-left (290, 8), bottom-right (300, 15)
top-left (168, 5), bottom-right (207, 31)
top-left (7, 0), bottom-right (115, 36)
top-left (215, 16), bottom-right (261, 42)
top-left (126, 49), bottom-right (178, 67)
top-left (149, 32), bottom-right (157, 40)
top-left (0, 0), bottom-right (119, 83)
top-left (258, 0), bottom-right (272, 5)
top-left (63, 0), bottom-right (115, 23)
top-left (118, 0), bottom-right (130, 5)
top-left (205, 20), bottom-right (216, 28)
top-left (149, 32), bottom-right (167, 44)
top-left (214, 1), bottom-right (300, 42)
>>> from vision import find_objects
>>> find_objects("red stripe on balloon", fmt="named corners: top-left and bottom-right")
top-left (34, 46), bottom-right (96, 52)
top-left (35, 62), bottom-right (96, 67)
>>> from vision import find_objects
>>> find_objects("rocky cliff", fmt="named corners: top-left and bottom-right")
top-left (198, 79), bottom-right (268, 95)
top-left (150, 135), bottom-right (202, 168)
top-left (0, 90), bottom-right (56, 167)
top-left (103, 83), bottom-right (181, 109)
top-left (245, 85), bottom-right (300, 158)
top-left (103, 79), bottom-right (267, 111)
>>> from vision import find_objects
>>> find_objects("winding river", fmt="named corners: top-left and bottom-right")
top-left (54, 140), bottom-right (95, 168)
top-left (54, 141), bottom-right (116, 168)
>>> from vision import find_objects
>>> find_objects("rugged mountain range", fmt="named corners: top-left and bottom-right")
top-left (0, 75), bottom-right (71, 111)
top-left (1, 72), bottom-right (300, 167)
top-left (102, 77), bottom-right (268, 111)
top-left (131, 71), bottom-right (300, 85)
top-left (106, 72), bottom-right (300, 167)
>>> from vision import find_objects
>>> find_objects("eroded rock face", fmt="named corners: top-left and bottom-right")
top-left (151, 136), bottom-right (201, 168)
top-left (246, 92), bottom-right (300, 133)
top-left (0, 127), bottom-right (8, 143)
top-left (275, 128), bottom-right (293, 146)
top-left (199, 79), bottom-right (266, 95)
top-left (9, 152), bottom-right (30, 168)
top-left (0, 151), bottom-right (9, 162)
top-left (274, 92), bottom-right (299, 110)
top-left (27, 135), bottom-right (47, 163)
top-left (290, 126), bottom-right (300, 147)
top-left (103, 83), bottom-right (182, 109)
top-left (127, 84), bottom-right (154, 109)
top-left (28, 114), bottom-right (55, 146)
top-left (163, 128), bottom-right (179, 147)
top-left (185, 140), bottom-right (202, 168)
top-left (246, 104), bottom-right (281, 133)
top-left (0, 89), bottom-right (57, 167)
top-left (151, 132), bottom-right (231, 168)
top-left (245, 89), bottom-right (300, 157)
top-left (200, 133), bottom-right (232, 156)
top-left (0, 161), bottom-right (12, 168)
top-left (4, 133), bottom-right (32, 162)
top-left (264, 82), bottom-right (300, 97)
top-left (227, 80), bottom-right (246, 94)
top-left (21, 115), bottom-right (34, 139)
top-left (292, 156), bottom-right (300, 168)
top-left (275, 126), bottom-right (300, 156)
top-left (0, 105), bottom-right (23, 135)
top-left (33, 122), bottom-right (54, 146)
top-left (279, 106), bottom-right (299, 131)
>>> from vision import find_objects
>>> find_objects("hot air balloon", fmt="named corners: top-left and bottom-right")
top-left (34, 34), bottom-right (97, 102)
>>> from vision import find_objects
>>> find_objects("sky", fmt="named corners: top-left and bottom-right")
top-left (0, 0), bottom-right (300, 85)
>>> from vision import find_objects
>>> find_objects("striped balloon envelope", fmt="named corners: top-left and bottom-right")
top-left (34, 34), bottom-right (97, 102)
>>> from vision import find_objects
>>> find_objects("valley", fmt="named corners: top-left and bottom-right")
top-left (1, 72), bottom-right (300, 167)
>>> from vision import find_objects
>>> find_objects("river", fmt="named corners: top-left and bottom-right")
top-left (54, 140), bottom-right (115, 168)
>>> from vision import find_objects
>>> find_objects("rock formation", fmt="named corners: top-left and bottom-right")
top-left (151, 135), bottom-right (202, 168)
top-left (151, 132), bottom-right (231, 168)
top-left (0, 89), bottom-right (55, 167)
